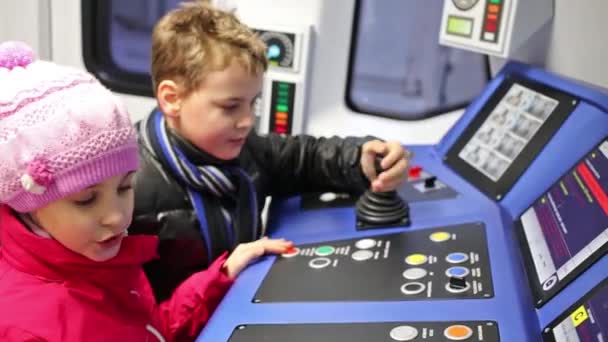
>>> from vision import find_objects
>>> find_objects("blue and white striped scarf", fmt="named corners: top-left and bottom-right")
top-left (140, 110), bottom-right (258, 263)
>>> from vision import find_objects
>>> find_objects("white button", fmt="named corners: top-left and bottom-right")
top-left (352, 250), bottom-right (374, 261)
top-left (309, 257), bottom-right (331, 269)
top-left (319, 192), bottom-right (337, 202)
top-left (400, 282), bottom-right (426, 295)
top-left (389, 325), bottom-right (419, 341)
top-left (403, 268), bottom-right (428, 280)
top-left (355, 238), bottom-right (376, 249)
top-left (542, 274), bottom-right (558, 291)
top-left (484, 32), bottom-right (496, 41)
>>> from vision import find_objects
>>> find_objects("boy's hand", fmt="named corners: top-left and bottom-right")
top-left (360, 140), bottom-right (410, 192)
top-left (223, 237), bottom-right (293, 279)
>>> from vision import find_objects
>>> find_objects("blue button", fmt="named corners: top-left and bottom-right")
top-left (445, 266), bottom-right (470, 278)
top-left (446, 252), bottom-right (469, 264)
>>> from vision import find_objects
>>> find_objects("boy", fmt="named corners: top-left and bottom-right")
top-left (130, 1), bottom-right (410, 301)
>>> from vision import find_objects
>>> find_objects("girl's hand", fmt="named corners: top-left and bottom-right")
top-left (223, 237), bottom-right (293, 278)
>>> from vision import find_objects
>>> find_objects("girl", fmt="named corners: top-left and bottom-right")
top-left (0, 41), bottom-right (292, 342)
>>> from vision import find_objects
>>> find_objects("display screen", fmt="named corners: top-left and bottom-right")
top-left (447, 16), bottom-right (473, 37)
top-left (543, 280), bottom-right (608, 342)
top-left (520, 139), bottom-right (608, 305)
top-left (459, 83), bottom-right (559, 182)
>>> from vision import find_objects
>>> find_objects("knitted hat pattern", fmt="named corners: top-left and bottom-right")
top-left (0, 41), bottom-right (139, 212)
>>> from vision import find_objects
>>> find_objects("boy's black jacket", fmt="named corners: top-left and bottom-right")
top-left (130, 123), bottom-right (373, 301)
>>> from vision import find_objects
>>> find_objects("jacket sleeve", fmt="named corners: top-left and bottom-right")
top-left (0, 326), bottom-right (46, 342)
top-left (246, 133), bottom-right (376, 196)
top-left (152, 252), bottom-right (234, 342)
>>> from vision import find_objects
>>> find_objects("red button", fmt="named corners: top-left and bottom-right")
top-left (409, 166), bottom-right (423, 179)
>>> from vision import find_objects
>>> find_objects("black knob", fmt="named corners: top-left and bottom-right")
top-left (356, 190), bottom-right (410, 226)
top-left (448, 276), bottom-right (467, 290)
top-left (355, 156), bottom-right (411, 230)
top-left (424, 176), bottom-right (437, 189)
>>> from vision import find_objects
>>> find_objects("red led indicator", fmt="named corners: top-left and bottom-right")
top-left (485, 21), bottom-right (497, 32)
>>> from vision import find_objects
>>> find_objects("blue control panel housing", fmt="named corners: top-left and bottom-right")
top-left (197, 62), bottom-right (608, 341)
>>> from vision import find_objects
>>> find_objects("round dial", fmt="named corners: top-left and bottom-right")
top-left (452, 0), bottom-right (480, 11)
top-left (258, 31), bottom-right (295, 68)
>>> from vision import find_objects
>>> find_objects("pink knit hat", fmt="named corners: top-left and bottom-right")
top-left (0, 41), bottom-right (139, 212)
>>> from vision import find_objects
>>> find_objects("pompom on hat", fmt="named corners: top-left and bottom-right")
top-left (0, 41), bottom-right (139, 212)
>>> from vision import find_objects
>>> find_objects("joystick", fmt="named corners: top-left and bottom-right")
top-left (355, 157), bottom-right (411, 230)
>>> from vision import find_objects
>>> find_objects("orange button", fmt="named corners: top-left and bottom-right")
top-left (275, 112), bottom-right (288, 120)
top-left (488, 4), bottom-right (500, 13)
top-left (444, 324), bottom-right (473, 340)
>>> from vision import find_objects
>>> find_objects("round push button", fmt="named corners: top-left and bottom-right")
top-left (446, 252), bottom-right (469, 264)
top-left (389, 325), bottom-right (419, 341)
top-left (445, 266), bottom-right (470, 278)
top-left (281, 247), bottom-right (299, 258)
top-left (355, 238), bottom-right (376, 249)
top-left (430, 231), bottom-right (451, 242)
top-left (352, 250), bottom-right (374, 261)
top-left (309, 257), bottom-right (331, 269)
top-left (319, 192), bottom-right (337, 202)
top-left (444, 324), bottom-right (473, 340)
top-left (405, 254), bottom-right (428, 266)
top-left (402, 268), bottom-right (428, 280)
top-left (315, 245), bottom-right (335, 257)
top-left (400, 282), bottom-right (426, 295)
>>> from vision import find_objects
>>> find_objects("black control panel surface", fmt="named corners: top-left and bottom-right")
top-left (300, 170), bottom-right (458, 211)
top-left (229, 321), bottom-right (500, 342)
top-left (254, 223), bottom-right (493, 302)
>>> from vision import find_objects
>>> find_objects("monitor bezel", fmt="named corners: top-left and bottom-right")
top-left (515, 137), bottom-right (608, 307)
top-left (445, 76), bottom-right (578, 200)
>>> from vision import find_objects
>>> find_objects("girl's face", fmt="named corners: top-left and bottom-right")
top-left (30, 172), bottom-right (136, 262)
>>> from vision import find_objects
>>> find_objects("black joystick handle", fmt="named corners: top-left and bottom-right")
top-left (355, 157), bottom-right (410, 229)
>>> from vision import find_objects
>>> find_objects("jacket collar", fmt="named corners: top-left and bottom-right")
top-left (0, 205), bottom-right (158, 287)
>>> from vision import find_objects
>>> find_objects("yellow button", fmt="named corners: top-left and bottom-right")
top-left (430, 232), bottom-right (451, 242)
top-left (405, 254), bottom-right (428, 266)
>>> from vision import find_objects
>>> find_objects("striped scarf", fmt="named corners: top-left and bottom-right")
top-left (140, 110), bottom-right (258, 263)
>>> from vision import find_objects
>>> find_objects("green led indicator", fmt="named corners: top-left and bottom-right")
top-left (276, 97), bottom-right (289, 104)
top-left (278, 83), bottom-right (291, 89)
top-left (278, 90), bottom-right (290, 97)
top-left (276, 104), bottom-right (289, 112)
top-left (489, 0), bottom-right (500, 3)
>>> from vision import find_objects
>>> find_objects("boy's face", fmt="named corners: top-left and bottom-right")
top-left (172, 61), bottom-right (263, 160)
top-left (30, 172), bottom-right (135, 262)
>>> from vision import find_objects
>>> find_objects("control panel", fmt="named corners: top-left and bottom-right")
top-left (229, 321), bottom-right (500, 342)
top-left (255, 223), bottom-right (493, 302)
top-left (198, 63), bottom-right (608, 342)
top-left (439, 0), bottom-right (553, 57)
top-left (249, 25), bottom-right (312, 135)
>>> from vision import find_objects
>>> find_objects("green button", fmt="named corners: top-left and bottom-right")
top-left (315, 246), bottom-right (335, 256)
top-left (276, 104), bottom-right (289, 112)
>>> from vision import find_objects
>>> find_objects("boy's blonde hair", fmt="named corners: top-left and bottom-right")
top-left (151, 0), bottom-right (268, 97)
